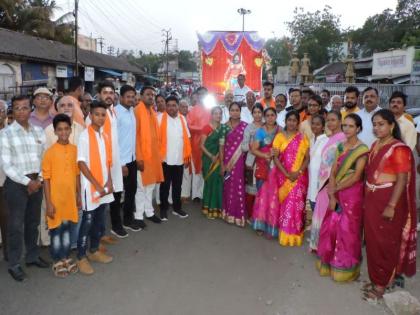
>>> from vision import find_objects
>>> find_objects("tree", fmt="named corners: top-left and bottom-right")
top-left (264, 37), bottom-right (292, 74)
top-left (0, 0), bottom-right (74, 44)
top-left (178, 50), bottom-right (197, 72)
top-left (286, 5), bottom-right (343, 69)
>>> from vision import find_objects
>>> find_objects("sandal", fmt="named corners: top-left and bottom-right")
top-left (52, 261), bottom-right (69, 278)
top-left (362, 286), bottom-right (384, 301)
top-left (63, 258), bottom-right (78, 274)
top-left (361, 282), bottom-right (374, 292)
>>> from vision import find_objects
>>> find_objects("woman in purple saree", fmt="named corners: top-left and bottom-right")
top-left (220, 102), bottom-right (248, 227)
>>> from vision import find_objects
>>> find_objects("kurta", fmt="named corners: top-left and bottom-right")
top-left (42, 143), bottom-right (79, 229)
top-left (187, 104), bottom-right (211, 174)
top-left (135, 102), bottom-right (164, 186)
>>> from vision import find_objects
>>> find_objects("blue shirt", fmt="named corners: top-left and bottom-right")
top-left (115, 104), bottom-right (136, 165)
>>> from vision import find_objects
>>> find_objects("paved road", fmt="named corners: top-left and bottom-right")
top-left (0, 202), bottom-right (418, 315)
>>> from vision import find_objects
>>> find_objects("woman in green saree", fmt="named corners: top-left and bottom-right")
top-left (201, 107), bottom-right (227, 219)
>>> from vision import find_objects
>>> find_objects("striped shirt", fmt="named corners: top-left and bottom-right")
top-left (0, 121), bottom-right (45, 185)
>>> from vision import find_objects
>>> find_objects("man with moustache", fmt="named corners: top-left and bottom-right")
top-left (240, 91), bottom-right (256, 124)
top-left (287, 88), bottom-right (307, 122)
top-left (233, 74), bottom-right (251, 103)
top-left (220, 91), bottom-right (233, 124)
top-left (389, 91), bottom-right (416, 150)
top-left (356, 87), bottom-right (381, 147)
top-left (179, 99), bottom-right (192, 201)
top-left (66, 77), bottom-right (86, 127)
top-left (341, 86), bottom-right (360, 120)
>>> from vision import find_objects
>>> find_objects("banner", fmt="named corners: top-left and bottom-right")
top-left (198, 31), bottom-right (264, 98)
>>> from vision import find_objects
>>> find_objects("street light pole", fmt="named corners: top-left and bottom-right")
top-left (74, 0), bottom-right (79, 76)
top-left (237, 8), bottom-right (251, 32)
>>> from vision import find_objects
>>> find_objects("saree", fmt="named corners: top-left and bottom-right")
top-left (202, 124), bottom-right (226, 219)
top-left (222, 121), bottom-right (248, 227)
top-left (316, 143), bottom-right (369, 282)
top-left (364, 140), bottom-right (417, 287)
top-left (252, 132), bottom-right (309, 243)
top-left (309, 132), bottom-right (346, 251)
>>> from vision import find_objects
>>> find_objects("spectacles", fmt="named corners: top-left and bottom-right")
top-left (13, 106), bottom-right (31, 112)
top-left (35, 95), bottom-right (51, 100)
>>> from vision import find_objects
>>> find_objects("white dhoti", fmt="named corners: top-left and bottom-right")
top-left (191, 162), bottom-right (204, 200)
top-left (135, 171), bottom-right (156, 220)
top-left (181, 168), bottom-right (192, 198)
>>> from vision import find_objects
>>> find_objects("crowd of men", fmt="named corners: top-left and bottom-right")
top-left (0, 74), bottom-right (418, 282)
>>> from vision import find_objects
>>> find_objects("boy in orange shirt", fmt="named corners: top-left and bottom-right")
top-left (42, 114), bottom-right (81, 278)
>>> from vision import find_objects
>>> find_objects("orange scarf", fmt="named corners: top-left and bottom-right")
top-left (261, 97), bottom-right (275, 109)
top-left (103, 107), bottom-right (116, 149)
top-left (136, 102), bottom-right (160, 161)
top-left (88, 125), bottom-right (112, 202)
top-left (160, 112), bottom-right (192, 164)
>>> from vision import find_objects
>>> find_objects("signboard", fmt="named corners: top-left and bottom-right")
top-left (372, 47), bottom-right (415, 76)
top-left (84, 66), bottom-right (95, 82)
top-left (56, 65), bottom-right (68, 78)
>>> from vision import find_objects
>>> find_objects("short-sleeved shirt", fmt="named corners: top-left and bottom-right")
top-left (77, 129), bottom-right (114, 211)
top-left (42, 143), bottom-right (79, 229)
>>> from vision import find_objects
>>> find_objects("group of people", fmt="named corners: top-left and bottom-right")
top-left (0, 75), bottom-right (417, 302)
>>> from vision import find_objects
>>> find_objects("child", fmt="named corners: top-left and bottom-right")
top-left (42, 114), bottom-right (81, 278)
top-left (77, 100), bottom-right (114, 275)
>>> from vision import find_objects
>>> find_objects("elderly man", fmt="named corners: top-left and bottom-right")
top-left (1, 96), bottom-right (47, 281)
top-left (330, 95), bottom-right (343, 112)
top-left (233, 74), bottom-right (251, 103)
top-left (240, 91), bottom-right (256, 124)
top-left (356, 87), bottom-right (381, 148)
top-left (30, 87), bottom-right (54, 129)
top-left (220, 91), bottom-right (233, 124)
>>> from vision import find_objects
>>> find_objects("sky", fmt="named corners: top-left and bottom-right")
top-left (55, 0), bottom-right (399, 54)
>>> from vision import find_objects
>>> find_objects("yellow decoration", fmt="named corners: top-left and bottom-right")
top-left (205, 57), bottom-right (214, 66)
top-left (254, 57), bottom-right (263, 67)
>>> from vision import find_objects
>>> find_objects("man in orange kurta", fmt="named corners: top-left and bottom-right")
top-left (186, 87), bottom-right (211, 200)
top-left (133, 86), bottom-right (163, 225)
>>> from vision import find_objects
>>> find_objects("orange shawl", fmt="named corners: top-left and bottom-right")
top-left (261, 97), bottom-right (275, 109)
top-left (88, 125), bottom-right (112, 201)
top-left (160, 112), bottom-right (191, 164)
top-left (135, 102), bottom-right (160, 161)
top-left (103, 107), bottom-right (116, 149)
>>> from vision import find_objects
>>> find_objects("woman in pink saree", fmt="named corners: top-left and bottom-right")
top-left (309, 111), bottom-right (346, 251)
top-left (220, 102), bottom-right (248, 227)
top-left (252, 111), bottom-right (309, 245)
top-left (317, 114), bottom-right (369, 282)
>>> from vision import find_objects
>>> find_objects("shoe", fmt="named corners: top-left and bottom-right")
top-left (123, 220), bottom-right (143, 232)
top-left (110, 227), bottom-right (128, 239)
top-left (172, 209), bottom-right (189, 219)
top-left (146, 215), bottom-right (162, 224)
top-left (8, 265), bottom-right (27, 282)
top-left (160, 211), bottom-right (168, 222)
top-left (26, 256), bottom-right (49, 268)
top-left (77, 258), bottom-right (94, 275)
top-left (100, 235), bottom-right (118, 245)
top-left (88, 251), bottom-right (113, 264)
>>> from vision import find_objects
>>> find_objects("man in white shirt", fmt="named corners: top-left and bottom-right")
top-left (179, 99), bottom-right (192, 199)
top-left (356, 87), bottom-right (381, 148)
top-left (275, 93), bottom-right (287, 128)
top-left (157, 96), bottom-right (191, 221)
top-left (390, 91), bottom-right (417, 150)
top-left (1, 95), bottom-right (47, 281)
top-left (241, 91), bottom-right (256, 124)
top-left (233, 74), bottom-right (251, 103)
top-left (0, 100), bottom-right (8, 261)
top-left (220, 91), bottom-right (232, 124)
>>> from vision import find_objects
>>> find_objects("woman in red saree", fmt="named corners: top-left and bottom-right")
top-left (363, 109), bottom-right (417, 300)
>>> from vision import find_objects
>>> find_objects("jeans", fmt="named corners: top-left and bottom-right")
top-left (70, 210), bottom-right (82, 249)
top-left (160, 163), bottom-right (184, 215)
top-left (77, 205), bottom-right (106, 259)
top-left (0, 187), bottom-right (8, 260)
top-left (50, 221), bottom-right (71, 262)
top-left (110, 161), bottom-right (137, 229)
top-left (4, 178), bottom-right (43, 268)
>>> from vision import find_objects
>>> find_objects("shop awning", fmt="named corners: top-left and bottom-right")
top-left (98, 68), bottom-right (122, 77)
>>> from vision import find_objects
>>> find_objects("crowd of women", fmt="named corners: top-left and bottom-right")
top-left (199, 90), bottom-right (417, 301)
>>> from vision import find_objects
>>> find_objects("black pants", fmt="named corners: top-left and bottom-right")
top-left (4, 178), bottom-right (42, 268)
top-left (0, 187), bottom-right (8, 260)
top-left (160, 163), bottom-right (184, 215)
top-left (110, 161), bottom-right (137, 229)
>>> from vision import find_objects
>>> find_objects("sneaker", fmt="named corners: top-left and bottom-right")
top-left (110, 227), bottom-right (128, 239)
top-left (146, 214), bottom-right (162, 224)
top-left (172, 209), bottom-right (189, 219)
top-left (100, 235), bottom-right (118, 245)
top-left (123, 220), bottom-right (143, 232)
top-left (77, 258), bottom-right (94, 275)
top-left (160, 212), bottom-right (168, 222)
top-left (88, 251), bottom-right (113, 264)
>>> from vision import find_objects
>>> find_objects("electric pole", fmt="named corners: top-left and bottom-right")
top-left (162, 28), bottom-right (172, 84)
top-left (74, 0), bottom-right (79, 75)
top-left (97, 36), bottom-right (105, 54)
top-left (107, 46), bottom-right (115, 56)
top-left (237, 8), bottom-right (251, 33)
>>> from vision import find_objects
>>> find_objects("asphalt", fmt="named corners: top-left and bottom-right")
top-left (0, 202), bottom-right (419, 315)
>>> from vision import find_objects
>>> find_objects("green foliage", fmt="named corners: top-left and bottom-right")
top-left (264, 37), bottom-right (292, 74)
top-left (178, 50), bottom-right (197, 72)
top-left (286, 5), bottom-right (343, 69)
top-left (0, 0), bottom-right (74, 44)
